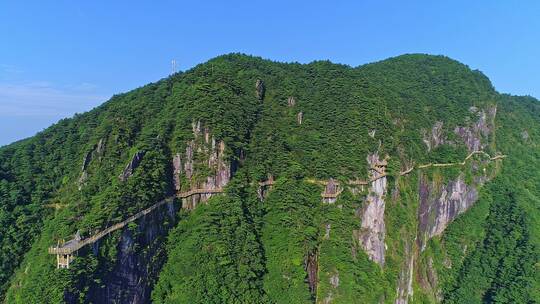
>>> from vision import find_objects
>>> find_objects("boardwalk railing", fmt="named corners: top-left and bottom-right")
top-left (50, 151), bottom-right (506, 263)
top-left (49, 188), bottom-right (225, 256)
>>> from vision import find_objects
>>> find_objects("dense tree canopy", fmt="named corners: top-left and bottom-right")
top-left (0, 54), bottom-right (538, 303)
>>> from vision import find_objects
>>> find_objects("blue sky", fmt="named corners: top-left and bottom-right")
top-left (1, 1), bottom-right (539, 146)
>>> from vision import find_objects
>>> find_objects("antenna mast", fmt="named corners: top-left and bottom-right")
top-left (171, 59), bottom-right (177, 75)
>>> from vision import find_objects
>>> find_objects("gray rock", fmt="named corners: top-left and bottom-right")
top-left (418, 174), bottom-right (478, 250)
top-left (422, 121), bottom-right (445, 152)
top-left (80, 200), bottom-right (178, 304)
top-left (287, 96), bottom-right (296, 107)
top-left (394, 241), bottom-right (414, 304)
top-left (174, 121), bottom-right (232, 209)
top-left (522, 130), bottom-right (530, 140)
top-left (78, 138), bottom-right (106, 189)
top-left (454, 106), bottom-right (497, 152)
top-left (255, 79), bottom-right (265, 100)
top-left (357, 152), bottom-right (387, 266)
top-left (324, 223), bottom-right (331, 240)
top-left (119, 151), bottom-right (145, 182)
top-left (329, 271), bottom-right (339, 289)
top-left (297, 112), bottom-right (303, 125)
top-left (172, 153), bottom-right (182, 192)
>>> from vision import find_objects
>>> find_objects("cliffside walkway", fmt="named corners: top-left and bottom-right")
top-left (260, 151), bottom-right (506, 197)
top-left (50, 151), bottom-right (505, 268)
top-left (49, 188), bottom-right (223, 268)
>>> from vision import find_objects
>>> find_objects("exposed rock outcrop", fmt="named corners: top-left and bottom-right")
top-left (421, 105), bottom-right (497, 153)
top-left (305, 250), bottom-right (318, 296)
top-left (287, 96), bottom-right (296, 107)
top-left (321, 270), bottom-right (339, 304)
top-left (78, 138), bottom-right (106, 189)
top-left (255, 79), bottom-right (265, 101)
top-left (172, 153), bottom-right (182, 192)
top-left (81, 200), bottom-right (177, 304)
top-left (422, 121), bottom-right (445, 152)
top-left (257, 174), bottom-right (274, 201)
top-left (297, 112), bottom-right (303, 125)
top-left (356, 153), bottom-right (387, 266)
top-left (395, 240), bottom-right (414, 304)
top-left (454, 106), bottom-right (496, 152)
top-left (96, 138), bottom-right (105, 155)
top-left (119, 151), bottom-right (145, 182)
top-left (418, 257), bottom-right (441, 302)
top-left (521, 130), bottom-right (530, 141)
top-left (173, 121), bottom-right (231, 209)
top-left (418, 174), bottom-right (478, 250)
top-left (324, 223), bottom-right (331, 240)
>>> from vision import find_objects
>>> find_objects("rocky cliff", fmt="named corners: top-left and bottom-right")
top-left (356, 152), bottom-right (388, 266)
top-left (3, 54), bottom-right (536, 304)
top-left (172, 121), bottom-right (231, 209)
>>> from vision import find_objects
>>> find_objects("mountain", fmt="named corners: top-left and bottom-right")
top-left (0, 54), bottom-right (538, 304)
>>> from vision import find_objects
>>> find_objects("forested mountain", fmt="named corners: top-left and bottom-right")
top-left (0, 54), bottom-right (538, 303)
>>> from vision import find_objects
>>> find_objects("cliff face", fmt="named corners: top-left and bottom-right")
top-left (394, 240), bottom-right (414, 304)
top-left (5, 54), bottom-right (536, 304)
top-left (357, 152), bottom-right (388, 266)
top-left (80, 201), bottom-right (177, 304)
top-left (78, 138), bottom-right (106, 189)
top-left (417, 105), bottom-right (496, 249)
top-left (172, 121), bottom-right (231, 209)
top-left (418, 175), bottom-right (478, 249)
top-left (454, 106), bottom-right (497, 152)
top-left (119, 151), bottom-right (145, 182)
top-left (392, 104), bottom-right (498, 303)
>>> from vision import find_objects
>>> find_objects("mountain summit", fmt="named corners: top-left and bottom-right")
top-left (1, 54), bottom-right (538, 304)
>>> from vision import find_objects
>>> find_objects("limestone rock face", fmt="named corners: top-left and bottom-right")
top-left (522, 130), bottom-right (530, 140)
top-left (78, 138), bottom-right (106, 189)
top-left (422, 121), bottom-right (445, 152)
top-left (255, 79), bottom-right (265, 101)
top-left (96, 138), bottom-right (105, 155)
top-left (454, 106), bottom-right (497, 152)
top-left (324, 223), bottom-right (331, 240)
top-left (81, 151), bottom-right (93, 173)
top-left (172, 153), bottom-right (182, 192)
top-left (357, 153), bottom-right (387, 266)
top-left (394, 240), bottom-right (414, 304)
top-left (173, 121), bottom-right (231, 209)
top-left (118, 151), bottom-right (145, 182)
top-left (305, 251), bottom-right (318, 295)
top-left (418, 257), bottom-right (441, 303)
top-left (418, 174), bottom-right (478, 249)
top-left (297, 112), bottom-right (303, 125)
top-left (257, 174), bottom-right (274, 201)
top-left (421, 105), bottom-right (497, 152)
top-left (287, 96), bottom-right (296, 107)
top-left (322, 270), bottom-right (340, 304)
top-left (81, 201), bottom-right (177, 304)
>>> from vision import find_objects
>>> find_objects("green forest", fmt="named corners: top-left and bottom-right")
top-left (0, 54), bottom-right (538, 303)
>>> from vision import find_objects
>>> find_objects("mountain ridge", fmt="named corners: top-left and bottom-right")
top-left (1, 53), bottom-right (538, 304)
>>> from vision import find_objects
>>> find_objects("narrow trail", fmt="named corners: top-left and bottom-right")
top-left (49, 150), bottom-right (505, 265)
top-left (49, 188), bottom-right (224, 256)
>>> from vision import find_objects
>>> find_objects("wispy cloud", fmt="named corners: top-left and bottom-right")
top-left (0, 64), bottom-right (24, 75)
top-left (0, 82), bottom-right (108, 117)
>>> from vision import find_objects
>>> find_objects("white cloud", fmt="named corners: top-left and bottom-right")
top-left (0, 82), bottom-right (108, 117)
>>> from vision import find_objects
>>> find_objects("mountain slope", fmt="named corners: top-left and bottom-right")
top-left (0, 54), bottom-right (538, 303)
